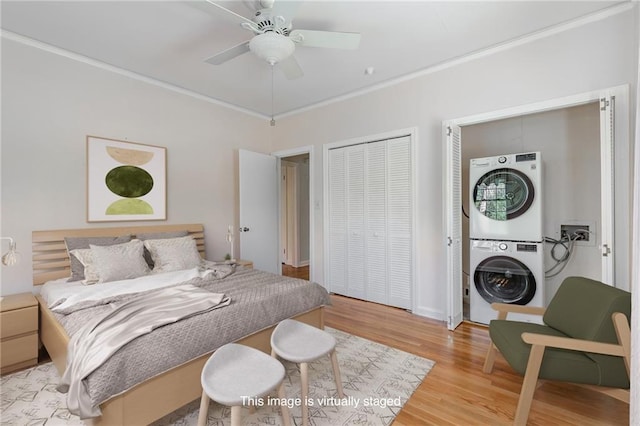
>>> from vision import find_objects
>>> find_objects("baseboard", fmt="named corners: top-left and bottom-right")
top-left (412, 306), bottom-right (445, 321)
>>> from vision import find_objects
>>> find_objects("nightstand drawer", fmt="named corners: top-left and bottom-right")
top-left (0, 333), bottom-right (38, 368)
top-left (1, 306), bottom-right (38, 337)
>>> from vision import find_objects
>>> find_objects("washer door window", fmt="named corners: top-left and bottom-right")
top-left (473, 168), bottom-right (534, 220)
top-left (474, 256), bottom-right (536, 305)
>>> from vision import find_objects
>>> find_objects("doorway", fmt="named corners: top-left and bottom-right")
top-left (280, 153), bottom-right (310, 281)
top-left (444, 86), bottom-right (626, 330)
top-left (461, 102), bottom-right (602, 321)
top-left (272, 146), bottom-right (315, 282)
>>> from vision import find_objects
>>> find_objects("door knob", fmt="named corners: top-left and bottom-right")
top-left (239, 227), bottom-right (250, 232)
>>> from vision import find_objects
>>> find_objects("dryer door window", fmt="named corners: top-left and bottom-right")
top-left (473, 168), bottom-right (534, 220)
top-left (474, 256), bottom-right (536, 305)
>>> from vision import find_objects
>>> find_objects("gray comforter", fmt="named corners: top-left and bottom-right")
top-left (52, 267), bottom-right (331, 413)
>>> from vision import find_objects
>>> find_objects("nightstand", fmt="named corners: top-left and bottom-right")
top-left (218, 259), bottom-right (253, 269)
top-left (0, 292), bottom-right (38, 375)
top-left (235, 259), bottom-right (253, 269)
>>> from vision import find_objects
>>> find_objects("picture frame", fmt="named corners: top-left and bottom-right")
top-left (87, 135), bottom-right (167, 222)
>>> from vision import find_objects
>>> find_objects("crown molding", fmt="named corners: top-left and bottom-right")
top-left (1, 30), bottom-right (270, 120)
top-left (2, 1), bottom-right (634, 122)
top-left (278, 1), bottom-right (635, 119)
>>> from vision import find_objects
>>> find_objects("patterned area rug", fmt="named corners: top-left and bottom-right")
top-left (1, 328), bottom-right (434, 425)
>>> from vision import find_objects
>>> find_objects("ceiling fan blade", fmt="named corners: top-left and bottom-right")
top-left (201, 0), bottom-right (257, 28)
top-left (278, 55), bottom-right (304, 80)
top-left (289, 29), bottom-right (361, 50)
top-left (271, 0), bottom-right (303, 25)
top-left (204, 41), bottom-right (251, 65)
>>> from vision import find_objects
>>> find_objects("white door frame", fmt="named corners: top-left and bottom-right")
top-left (281, 161), bottom-right (299, 266)
top-left (444, 84), bottom-right (629, 325)
top-left (272, 146), bottom-right (315, 281)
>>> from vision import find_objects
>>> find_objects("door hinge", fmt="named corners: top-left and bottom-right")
top-left (602, 243), bottom-right (611, 257)
top-left (447, 236), bottom-right (453, 246)
top-left (600, 98), bottom-right (610, 111)
top-left (446, 126), bottom-right (452, 136)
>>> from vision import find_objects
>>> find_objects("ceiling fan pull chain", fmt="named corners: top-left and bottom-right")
top-left (270, 64), bottom-right (276, 126)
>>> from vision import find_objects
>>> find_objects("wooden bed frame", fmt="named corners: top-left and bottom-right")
top-left (32, 224), bottom-right (324, 425)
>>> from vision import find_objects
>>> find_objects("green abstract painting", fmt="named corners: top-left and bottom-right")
top-left (87, 136), bottom-right (166, 222)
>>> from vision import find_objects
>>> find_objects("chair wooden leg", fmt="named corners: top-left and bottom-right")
top-left (514, 344), bottom-right (545, 426)
top-left (483, 344), bottom-right (497, 373)
top-left (329, 350), bottom-right (345, 398)
top-left (300, 362), bottom-right (309, 426)
top-left (277, 382), bottom-right (292, 426)
top-left (230, 405), bottom-right (242, 426)
top-left (197, 391), bottom-right (210, 426)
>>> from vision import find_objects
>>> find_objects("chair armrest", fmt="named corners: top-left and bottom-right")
top-left (521, 332), bottom-right (626, 357)
top-left (490, 303), bottom-right (546, 320)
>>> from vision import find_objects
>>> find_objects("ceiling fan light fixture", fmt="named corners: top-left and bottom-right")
top-left (249, 32), bottom-right (295, 65)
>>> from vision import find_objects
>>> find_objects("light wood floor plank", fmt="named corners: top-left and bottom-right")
top-left (323, 294), bottom-right (628, 425)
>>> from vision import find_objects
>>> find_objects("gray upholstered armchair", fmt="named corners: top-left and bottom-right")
top-left (483, 276), bottom-right (631, 425)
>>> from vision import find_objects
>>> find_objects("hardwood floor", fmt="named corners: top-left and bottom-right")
top-left (282, 264), bottom-right (309, 280)
top-left (323, 294), bottom-right (628, 426)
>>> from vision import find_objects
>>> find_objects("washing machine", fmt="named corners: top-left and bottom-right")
top-left (470, 240), bottom-right (545, 325)
top-left (469, 152), bottom-right (542, 242)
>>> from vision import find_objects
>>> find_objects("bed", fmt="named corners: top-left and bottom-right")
top-left (32, 224), bottom-right (329, 425)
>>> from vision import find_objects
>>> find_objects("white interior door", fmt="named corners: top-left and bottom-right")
top-left (239, 149), bottom-right (279, 274)
top-left (445, 124), bottom-right (464, 330)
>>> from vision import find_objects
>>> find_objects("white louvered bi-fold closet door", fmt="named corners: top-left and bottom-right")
top-left (328, 147), bottom-right (348, 295)
top-left (386, 137), bottom-right (412, 309)
top-left (346, 144), bottom-right (366, 299)
top-left (328, 135), bottom-right (412, 309)
top-left (365, 141), bottom-right (388, 305)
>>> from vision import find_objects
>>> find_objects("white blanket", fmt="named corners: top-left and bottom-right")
top-left (57, 284), bottom-right (230, 419)
top-left (41, 265), bottom-right (233, 313)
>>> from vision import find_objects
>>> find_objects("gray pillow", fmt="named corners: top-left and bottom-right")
top-left (65, 235), bottom-right (132, 282)
top-left (136, 230), bottom-right (189, 268)
top-left (90, 239), bottom-right (150, 283)
top-left (143, 236), bottom-right (202, 274)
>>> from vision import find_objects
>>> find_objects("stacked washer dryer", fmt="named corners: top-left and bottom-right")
top-left (469, 152), bottom-right (544, 324)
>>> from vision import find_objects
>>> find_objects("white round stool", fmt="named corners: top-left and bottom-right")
top-left (270, 319), bottom-right (345, 426)
top-left (197, 343), bottom-right (292, 426)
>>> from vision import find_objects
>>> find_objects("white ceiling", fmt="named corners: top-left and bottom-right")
top-left (1, 1), bottom-right (626, 118)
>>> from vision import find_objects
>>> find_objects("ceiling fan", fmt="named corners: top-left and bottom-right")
top-left (201, 0), bottom-right (361, 80)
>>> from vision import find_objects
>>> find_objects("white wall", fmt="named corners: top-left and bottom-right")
top-left (0, 39), bottom-right (268, 295)
top-left (462, 102), bottom-right (602, 304)
top-left (298, 160), bottom-right (310, 264)
top-left (271, 9), bottom-right (637, 319)
top-left (0, 7), bottom-right (636, 315)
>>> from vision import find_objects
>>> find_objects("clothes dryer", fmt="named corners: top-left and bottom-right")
top-left (469, 152), bottom-right (542, 242)
top-left (469, 240), bottom-right (544, 325)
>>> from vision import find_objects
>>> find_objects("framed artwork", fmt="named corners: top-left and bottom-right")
top-left (87, 136), bottom-right (167, 222)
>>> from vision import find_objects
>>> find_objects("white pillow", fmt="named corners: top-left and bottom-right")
top-left (90, 239), bottom-right (150, 283)
top-left (68, 248), bottom-right (100, 285)
top-left (143, 236), bottom-right (202, 274)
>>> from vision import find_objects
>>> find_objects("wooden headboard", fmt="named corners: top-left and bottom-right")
top-left (32, 224), bottom-right (205, 285)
